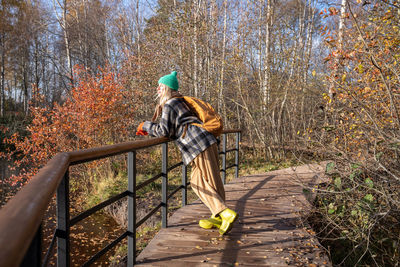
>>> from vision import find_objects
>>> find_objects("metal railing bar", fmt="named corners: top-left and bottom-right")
top-left (220, 164), bottom-right (236, 172)
top-left (136, 202), bottom-right (163, 228)
top-left (81, 231), bottom-right (129, 267)
top-left (226, 164), bottom-right (237, 170)
top-left (70, 191), bottom-right (129, 226)
top-left (42, 230), bottom-right (57, 267)
top-left (21, 223), bottom-right (42, 267)
top-left (167, 162), bottom-right (183, 172)
top-left (218, 148), bottom-right (236, 155)
top-left (221, 134), bottom-right (227, 184)
top-left (136, 173), bottom-right (163, 191)
top-left (57, 171), bottom-right (70, 266)
top-left (181, 164), bottom-right (188, 206)
top-left (161, 143), bottom-right (168, 228)
top-left (167, 185), bottom-right (184, 201)
top-left (42, 229), bottom-right (57, 267)
top-left (221, 129), bottom-right (242, 134)
top-left (235, 132), bottom-right (240, 178)
top-left (127, 151), bottom-right (136, 266)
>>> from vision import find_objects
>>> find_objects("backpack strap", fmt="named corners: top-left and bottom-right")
top-left (181, 124), bottom-right (189, 138)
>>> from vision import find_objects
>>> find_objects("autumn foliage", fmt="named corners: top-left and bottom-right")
top-left (1, 65), bottom-right (136, 185)
top-left (311, 1), bottom-right (400, 265)
top-left (323, 3), bottom-right (399, 157)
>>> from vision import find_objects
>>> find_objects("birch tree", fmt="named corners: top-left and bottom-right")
top-left (219, 0), bottom-right (228, 120)
top-left (53, 0), bottom-right (73, 90)
top-left (262, 0), bottom-right (274, 108)
top-left (329, 0), bottom-right (347, 99)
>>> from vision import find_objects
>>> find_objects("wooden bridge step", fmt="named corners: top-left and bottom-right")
top-left (135, 164), bottom-right (331, 266)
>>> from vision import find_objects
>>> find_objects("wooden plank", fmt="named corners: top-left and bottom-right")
top-left (135, 163), bottom-right (331, 266)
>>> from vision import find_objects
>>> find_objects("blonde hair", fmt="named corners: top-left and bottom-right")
top-left (152, 83), bottom-right (182, 122)
top-left (157, 83), bottom-right (172, 107)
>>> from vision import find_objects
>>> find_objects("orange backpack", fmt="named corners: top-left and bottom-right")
top-left (181, 96), bottom-right (223, 137)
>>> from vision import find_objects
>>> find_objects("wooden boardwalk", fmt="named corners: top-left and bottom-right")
top-left (135, 164), bottom-right (331, 266)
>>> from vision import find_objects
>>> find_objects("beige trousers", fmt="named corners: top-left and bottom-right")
top-left (191, 143), bottom-right (227, 216)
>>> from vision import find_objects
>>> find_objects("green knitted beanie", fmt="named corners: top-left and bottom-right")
top-left (158, 71), bottom-right (179, 91)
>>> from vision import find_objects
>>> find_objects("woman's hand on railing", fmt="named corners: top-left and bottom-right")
top-left (136, 122), bottom-right (148, 136)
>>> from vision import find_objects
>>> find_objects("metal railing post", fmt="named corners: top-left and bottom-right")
top-left (235, 132), bottom-right (241, 178)
top-left (20, 224), bottom-right (42, 267)
top-left (222, 134), bottom-right (227, 184)
top-left (182, 164), bottom-right (187, 206)
top-left (57, 170), bottom-right (70, 267)
top-left (128, 151), bottom-right (136, 266)
top-left (162, 143), bottom-right (168, 228)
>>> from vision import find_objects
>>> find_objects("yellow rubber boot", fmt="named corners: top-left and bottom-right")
top-left (199, 215), bottom-right (222, 229)
top-left (218, 208), bottom-right (238, 235)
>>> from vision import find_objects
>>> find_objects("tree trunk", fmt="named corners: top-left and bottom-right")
top-left (219, 0), bottom-right (227, 122)
top-left (302, 0), bottom-right (316, 132)
top-left (23, 63), bottom-right (29, 116)
top-left (258, 0), bottom-right (263, 89)
top-left (329, 0), bottom-right (347, 99)
top-left (192, 0), bottom-right (200, 97)
top-left (262, 0), bottom-right (274, 149)
top-left (0, 34), bottom-right (5, 117)
top-left (135, 0), bottom-right (141, 71)
top-left (62, 0), bottom-right (73, 89)
top-left (77, 0), bottom-right (85, 65)
top-left (34, 37), bottom-right (40, 107)
top-left (262, 0), bottom-right (273, 108)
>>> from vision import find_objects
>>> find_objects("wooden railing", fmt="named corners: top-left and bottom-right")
top-left (0, 129), bottom-right (241, 267)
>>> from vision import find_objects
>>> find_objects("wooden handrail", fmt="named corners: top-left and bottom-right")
top-left (0, 130), bottom-right (241, 266)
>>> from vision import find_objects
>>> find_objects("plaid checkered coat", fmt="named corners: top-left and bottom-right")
top-left (143, 98), bottom-right (217, 165)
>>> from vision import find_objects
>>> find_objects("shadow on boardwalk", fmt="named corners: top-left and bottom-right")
top-left (135, 164), bottom-right (332, 266)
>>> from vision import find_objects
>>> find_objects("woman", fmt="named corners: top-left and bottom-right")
top-left (136, 71), bottom-right (238, 235)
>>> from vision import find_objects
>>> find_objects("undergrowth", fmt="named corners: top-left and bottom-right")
top-left (307, 162), bottom-right (400, 266)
